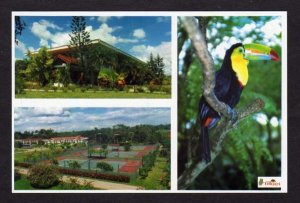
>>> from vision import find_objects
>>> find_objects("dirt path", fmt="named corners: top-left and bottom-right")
top-left (16, 167), bottom-right (142, 190)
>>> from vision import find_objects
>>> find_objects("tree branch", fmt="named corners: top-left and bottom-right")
top-left (180, 16), bottom-right (232, 119)
top-left (178, 17), bottom-right (265, 189)
top-left (178, 98), bottom-right (264, 189)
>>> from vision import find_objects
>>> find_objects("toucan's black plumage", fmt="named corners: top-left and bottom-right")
top-left (199, 43), bottom-right (245, 163)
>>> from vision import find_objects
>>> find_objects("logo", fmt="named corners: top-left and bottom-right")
top-left (257, 177), bottom-right (281, 188)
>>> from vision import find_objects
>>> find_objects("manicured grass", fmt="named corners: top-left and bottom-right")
top-left (14, 151), bottom-right (28, 162)
top-left (16, 90), bottom-right (171, 98)
top-left (132, 156), bottom-right (169, 190)
top-left (14, 176), bottom-right (36, 190)
top-left (15, 175), bottom-right (96, 190)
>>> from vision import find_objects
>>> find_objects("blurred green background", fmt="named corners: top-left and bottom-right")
top-left (178, 16), bottom-right (282, 190)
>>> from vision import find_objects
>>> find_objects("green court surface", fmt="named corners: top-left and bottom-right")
top-left (58, 159), bottom-right (126, 172)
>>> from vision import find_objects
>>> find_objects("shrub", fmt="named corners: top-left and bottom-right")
top-left (60, 177), bottom-right (94, 190)
top-left (14, 169), bottom-right (21, 181)
top-left (15, 141), bottom-right (23, 148)
top-left (136, 86), bottom-right (144, 93)
top-left (27, 164), bottom-right (59, 189)
top-left (51, 158), bottom-right (59, 166)
top-left (53, 86), bottom-right (58, 92)
top-left (24, 82), bottom-right (40, 89)
top-left (68, 84), bottom-right (77, 92)
top-left (101, 143), bottom-right (108, 149)
top-left (15, 76), bottom-right (25, 94)
top-left (62, 87), bottom-right (68, 93)
top-left (96, 162), bottom-right (113, 172)
top-left (139, 167), bottom-right (148, 179)
top-left (161, 86), bottom-right (171, 94)
top-left (68, 160), bottom-right (81, 169)
top-left (58, 168), bottom-right (130, 183)
top-left (148, 84), bottom-right (160, 93)
top-left (80, 87), bottom-right (87, 92)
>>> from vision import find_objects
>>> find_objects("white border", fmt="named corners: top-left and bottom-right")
top-left (12, 11), bottom-right (287, 193)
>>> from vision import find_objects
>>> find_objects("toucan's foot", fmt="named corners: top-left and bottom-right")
top-left (226, 105), bottom-right (238, 124)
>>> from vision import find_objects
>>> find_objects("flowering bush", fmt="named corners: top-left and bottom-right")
top-left (28, 164), bottom-right (60, 188)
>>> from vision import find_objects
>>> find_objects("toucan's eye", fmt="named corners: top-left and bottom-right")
top-left (239, 48), bottom-right (243, 53)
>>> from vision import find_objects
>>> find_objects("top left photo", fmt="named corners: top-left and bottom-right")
top-left (14, 14), bottom-right (171, 98)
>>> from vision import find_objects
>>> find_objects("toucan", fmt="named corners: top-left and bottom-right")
top-left (199, 43), bottom-right (280, 163)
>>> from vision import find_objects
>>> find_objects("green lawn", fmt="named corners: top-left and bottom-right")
top-left (15, 175), bottom-right (96, 190)
top-left (132, 156), bottom-right (169, 190)
top-left (16, 90), bottom-right (171, 98)
top-left (15, 151), bottom-right (28, 162)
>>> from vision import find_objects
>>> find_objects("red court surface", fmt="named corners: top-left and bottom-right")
top-left (119, 160), bottom-right (142, 173)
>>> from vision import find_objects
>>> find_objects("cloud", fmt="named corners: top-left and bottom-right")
top-left (130, 41), bottom-right (172, 75)
top-left (15, 40), bottom-right (37, 56)
top-left (15, 40), bottom-right (28, 54)
top-left (97, 16), bottom-right (110, 23)
top-left (133, 28), bottom-right (146, 39)
top-left (87, 23), bottom-right (138, 45)
top-left (156, 17), bottom-right (170, 23)
top-left (14, 108), bottom-right (170, 132)
top-left (31, 19), bottom-right (70, 48)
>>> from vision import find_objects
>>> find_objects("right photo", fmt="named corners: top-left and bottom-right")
top-left (177, 15), bottom-right (284, 190)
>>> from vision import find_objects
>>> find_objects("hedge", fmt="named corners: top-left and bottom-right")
top-left (15, 162), bottom-right (130, 183)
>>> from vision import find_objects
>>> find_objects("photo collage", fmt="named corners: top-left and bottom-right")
top-left (12, 12), bottom-right (287, 192)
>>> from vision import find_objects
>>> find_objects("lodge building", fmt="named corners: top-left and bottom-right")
top-left (37, 39), bottom-right (146, 84)
top-left (15, 135), bottom-right (89, 146)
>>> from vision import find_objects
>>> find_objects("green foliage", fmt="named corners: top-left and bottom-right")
top-left (28, 164), bottom-right (59, 188)
top-left (146, 53), bottom-right (165, 85)
top-left (26, 47), bottom-right (54, 86)
top-left (139, 150), bottom-right (159, 178)
top-left (14, 170), bottom-right (21, 181)
top-left (15, 141), bottom-right (23, 148)
top-left (57, 64), bottom-right (71, 87)
top-left (96, 162), bottom-right (113, 172)
top-left (51, 158), bottom-right (59, 166)
top-left (67, 160), bottom-right (81, 169)
top-left (97, 68), bottom-right (118, 88)
top-left (59, 177), bottom-right (93, 190)
top-left (124, 141), bottom-right (132, 151)
top-left (101, 144), bottom-right (108, 149)
top-left (69, 16), bottom-right (91, 76)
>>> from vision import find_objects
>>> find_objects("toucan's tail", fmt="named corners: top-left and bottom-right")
top-left (201, 125), bottom-right (211, 163)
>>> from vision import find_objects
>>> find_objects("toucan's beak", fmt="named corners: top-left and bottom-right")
top-left (244, 43), bottom-right (280, 62)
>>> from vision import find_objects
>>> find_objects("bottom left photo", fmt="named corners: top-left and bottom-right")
top-left (13, 107), bottom-right (171, 191)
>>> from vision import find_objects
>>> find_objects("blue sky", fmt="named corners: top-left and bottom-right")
top-left (14, 107), bottom-right (171, 132)
top-left (15, 16), bottom-right (172, 74)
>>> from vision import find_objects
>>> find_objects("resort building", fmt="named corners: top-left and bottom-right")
top-left (43, 135), bottom-right (89, 145)
top-left (34, 39), bottom-right (146, 84)
top-left (15, 138), bottom-right (42, 147)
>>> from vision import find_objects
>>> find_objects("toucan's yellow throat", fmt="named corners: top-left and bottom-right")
top-left (231, 46), bottom-right (249, 86)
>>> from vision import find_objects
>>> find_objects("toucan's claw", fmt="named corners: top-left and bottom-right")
top-left (226, 105), bottom-right (238, 124)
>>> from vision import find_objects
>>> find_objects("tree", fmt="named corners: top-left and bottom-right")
top-left (69, 16), bottom-right (91, 85)
top-left (68, 160), bottom-right (81, 169)
top-left (146, 53), bottom-right (165, 85)
top-left (57, 64), bottom-right (71, 87)
top-left (15, 16), bottom-right (26, 44)
top-left (96, 162), bottom-right (113, 172)
top-left (27, 47), bottom-right (54, 86)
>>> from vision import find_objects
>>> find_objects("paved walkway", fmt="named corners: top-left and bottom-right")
top-left (16, 167), bottom-right (142, 190)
